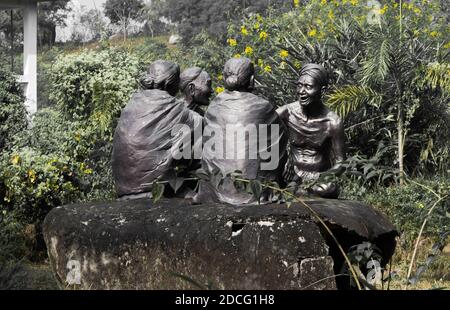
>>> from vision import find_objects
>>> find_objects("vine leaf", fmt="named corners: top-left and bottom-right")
top-left (152, 182), bottom-right (164, 203)
top-left (250, 179), bottom-right (262, 205)
top-left (169, 177), bottom-right (184, 194)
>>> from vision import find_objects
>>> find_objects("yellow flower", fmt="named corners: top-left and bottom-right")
top-left (413, 7), bottom-right (421, 15)
top-left (280, 49), bottom-right (289, 59)
top-left (443, 42), bottom-right (450, 49)
top-left (256, 14), bottom-right (263, 22)
top-left (294, 0), bottom-right (300, 7)
top-left (11, 154), bottom-right (21, 165)
top-left (245, 46), bottom-right (253, 55)
top-left (264, 65), bottom-right (272, 73)
top-left (350, 0), bottom-right (358, 5)
top-left (74, 132), bottom-right (81, 142)
top-left (241, 26), bottom-right (248, 36)
top-left (430, 31), bottom-right (439, 37)
top-left (227, 38), bottom-right (237, 46)
top-left (379, 5), bottom-right (388, 15)
top-left (218, 74), bottom-right (223, 81)
top-left (253, 22), bottom-right (260, 30)
top-left (328, 10), bottom-right (335, 20)
top-left (320, 0), bottom-right (327, 6)
top-left (393, 3), bottom-right (398, 9)
top-left (215, 87), bottom-right (225, 94)
top-left (28, 169), bottom-right (36, 183)
top-left (257, 59), bottom-right (264, 68)
top-left (356, 15), bottom-right (365, 24)
top-left (259, 31), bottom-right (268, 40)
top-left (308, 29), bottom-right (317, 37)
top-left (234, 53), bottom-right (241, 58)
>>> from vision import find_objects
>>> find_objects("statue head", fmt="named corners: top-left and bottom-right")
top-left (297, 63), bottom-right (328, 107)
top-left (223, 57), bottom-right (255, 92)
top-left (180, 67), bottom-right (213, 106)
top-left (141, 60), bottom-right (180, 96)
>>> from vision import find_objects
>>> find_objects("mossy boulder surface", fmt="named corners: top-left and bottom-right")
top-left (43, 198), bottom-right (397, 289)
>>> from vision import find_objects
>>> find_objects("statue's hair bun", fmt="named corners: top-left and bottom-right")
top-left (223, 57), bottom-right (254, 91)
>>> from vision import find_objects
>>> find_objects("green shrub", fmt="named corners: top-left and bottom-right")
top-left (0, 67), bottom-right (27, 152)
top-left (342, 177), bottom-right (449, 244)
top-left (0, 211), bottom-right (27, 263)
top-left (49, 47), bottom-right (140, 131)
top-left (0, 147), bottom-right (88, 226)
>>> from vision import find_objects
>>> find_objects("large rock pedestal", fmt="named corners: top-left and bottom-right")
top-left (43, 198), bottom-right (397, 290)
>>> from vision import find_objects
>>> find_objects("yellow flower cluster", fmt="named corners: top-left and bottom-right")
top-left (308, 29), bottom-right (317, 37)
top-left (294, 0), bottom-right (300, 7)
top-left (443, 42), bottom-right (450, 49)
top-left (215, 87), bottom-right (225, 94)
top-left (245, 46), bottom-right (253, 55)
top-left (80, 162), bottom-right (93, 175)
top-left (28, 169), bottom-right (36, 183)
top-left (259, 31), bottom-right (268, 40)
top-left (234, 53), bottom-right (241, 58)
top-left (378, 5), bottom-right (388, 15)
top-left (11, 154), bottom-right (21, 165)
top-left (280, 49), bottom-right (289, 59)
top-left (227, 38), bottom-right (237, 46)
top-left (241, 26), bottom-right (248, 36)
top-left (264, 65), bottom-right (272, 73)
top-left (350, 0), bottom-right (358, 5)
top-left (328, 10), bottom-right (335, 20)
top-left (320, 0), bottom-right (327, 6)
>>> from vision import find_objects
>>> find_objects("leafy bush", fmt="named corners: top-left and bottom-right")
top-left (342, 177), bottom-right (449, 244)
top-left (0, 147), bottom-right (89, 225)
top-left (0, 212), bottom-right (27, 263)
top-left (0, 67), bottom-right (27, 152)
top-left (49, 47), bottom-right (140, 131)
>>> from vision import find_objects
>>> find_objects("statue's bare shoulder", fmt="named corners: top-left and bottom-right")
top-left (276, 102), bottom-right (298, 121)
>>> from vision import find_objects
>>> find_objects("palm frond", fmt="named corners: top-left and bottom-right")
top-left (327, 85), bottom-right (383, 118)
top-left (360, 38), bottom-right (392, 86)
top-left (421, 62), bottom-right (450, 93)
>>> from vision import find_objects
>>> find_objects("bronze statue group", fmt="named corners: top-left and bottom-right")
top-left (112, 57), bottom-right (345, 205)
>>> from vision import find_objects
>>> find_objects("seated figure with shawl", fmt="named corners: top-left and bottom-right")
top-left (112, 60), bottom-right (203, 199)
top-left (194, 57), bottom-right (287, 205)
top-left (180, 67), bottom-right (213, 117)
top-left (276, 63), bottom-right (345, 198)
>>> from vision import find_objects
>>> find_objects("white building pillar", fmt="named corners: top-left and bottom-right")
top-left (22, 1), bottom-right (38, 116)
